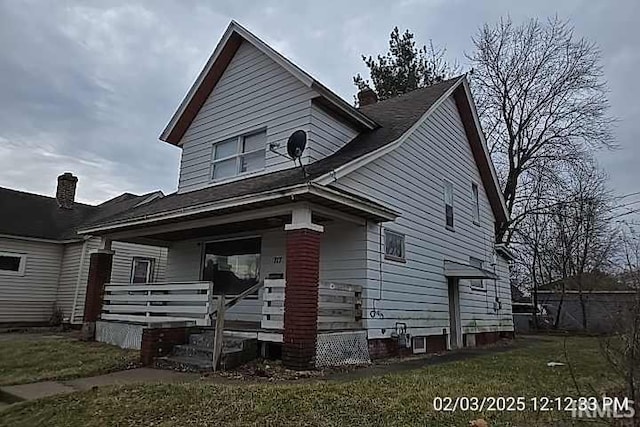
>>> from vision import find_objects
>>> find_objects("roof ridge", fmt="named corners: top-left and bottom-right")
top-left (357, 75), bottom-right (465, 109)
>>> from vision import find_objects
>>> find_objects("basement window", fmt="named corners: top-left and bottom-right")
top-left (211, 130), bottom-right (266, 181)
top-left (384, 229), bottom-right (405, 262)
top-left (0, 252), bottom-right (26, 276)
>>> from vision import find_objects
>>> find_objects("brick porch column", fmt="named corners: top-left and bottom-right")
top-left (82, 245), bottom-right (114, 339)
top-left (282, 206), bottom-right (323, 370)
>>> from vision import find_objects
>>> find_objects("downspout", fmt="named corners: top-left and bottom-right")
top-left (70, 237), bottom-right (90, 324)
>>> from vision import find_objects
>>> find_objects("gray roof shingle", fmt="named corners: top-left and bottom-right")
top-left (0, 188), bottom-right (160, 240)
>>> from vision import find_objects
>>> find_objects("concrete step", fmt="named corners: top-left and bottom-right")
top-left (188, 334), bottom-right (249, 352)
top-left (155, 355), bottom-right (214, 372)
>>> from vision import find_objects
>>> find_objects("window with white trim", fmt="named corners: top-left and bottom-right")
top-left (471, 183), bottom-right (480, 224)
top-left (444, 181), bottom-right (454, 229)
top-left (384, 229), bottom-right (405, 262)
top-left (469, 257), bottom-right (485, 290)
top-left (0, 252), bottom-right (26, 276)
top-left (130, 258), bottom-right (155, 284)
top-left (211, 130), bottom-right (266, 180)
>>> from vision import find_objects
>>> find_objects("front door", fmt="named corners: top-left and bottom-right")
top-left (447, 278), bottom-right (462, 349)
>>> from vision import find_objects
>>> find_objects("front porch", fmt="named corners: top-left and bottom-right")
top-left (81, 198), bottom-right (396, 370)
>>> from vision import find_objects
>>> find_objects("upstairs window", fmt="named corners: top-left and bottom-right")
top-left (469, 257), bottom-right (485, 290)
top-left (384, 229), bottom-right (406, 262)
top-left (0, 252), bottom-right (26, 276)
top-left (444, 181), bottom-right (454, 229)
top-left (212, 130), bottom-right (266, 181)
top-left (471, 183), bottom-right (480, 224)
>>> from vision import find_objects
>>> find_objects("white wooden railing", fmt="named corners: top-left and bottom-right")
top-left (101, 281), bottom-right (214, 326)
top-left (261, 279), bottom-right (363, 334)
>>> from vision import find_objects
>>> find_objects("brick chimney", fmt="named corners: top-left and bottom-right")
top-left (56, 172), bottom-right (78, 209)
top-left (357, 88), bottom-right (378, 106)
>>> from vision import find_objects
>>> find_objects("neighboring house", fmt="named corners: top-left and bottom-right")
top-left (78, 21), bottom-right (514, 369)
top-left (537, 273), bottom-right (637, 333)
top-left (0, 173), bottom-right (168, 325)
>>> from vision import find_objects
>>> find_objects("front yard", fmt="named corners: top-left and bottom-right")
top-left (0, 335), bottom-right (628, 426)
top-left (0, 334), bottom-right (138, 386)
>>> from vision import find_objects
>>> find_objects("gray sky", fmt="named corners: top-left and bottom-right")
top-left (0, 0), bottom-right (637, 207)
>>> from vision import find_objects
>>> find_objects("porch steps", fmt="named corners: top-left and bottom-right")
top-left (155, 332), bottom-right (258, 372)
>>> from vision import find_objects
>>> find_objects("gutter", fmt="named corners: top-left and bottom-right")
top-left (78, 182), bottom-right (398, 235)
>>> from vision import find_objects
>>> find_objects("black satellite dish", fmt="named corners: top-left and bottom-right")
top-left (287, 130), bottom-right (307, 160)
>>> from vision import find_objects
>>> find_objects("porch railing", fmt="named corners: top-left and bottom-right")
top-left (101, 281), bottom-right (214, 326)
top-left (261, 279), bottom-right (363, 334)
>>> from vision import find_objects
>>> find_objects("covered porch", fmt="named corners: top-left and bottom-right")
top-left (79, 185), bottom-right (397, 369)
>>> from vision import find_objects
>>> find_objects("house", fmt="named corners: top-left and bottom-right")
top-left (0, 173), bottom-right (168, 326)
top-left (536, 273), bottom-right (638, 333)
top-left (77, 21), bottom-right (514, 370)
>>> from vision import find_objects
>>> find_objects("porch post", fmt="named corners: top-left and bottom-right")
top-left (282, 205), bottom-right (324, 370)
top-left (81, 239), bottom-right (114, 340)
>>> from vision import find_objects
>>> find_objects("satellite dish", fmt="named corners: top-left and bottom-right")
top-left (287, 130), bottom-right (307, 160)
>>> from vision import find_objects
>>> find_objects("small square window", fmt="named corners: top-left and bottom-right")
top-left (131, 258), bottom-right (154, 284)
top-left (384, 229), bottom-right (405, 262)
top-left (469, 257), bottom-right (485, 290)
top-left (0, 252), bottom-right (26, 276)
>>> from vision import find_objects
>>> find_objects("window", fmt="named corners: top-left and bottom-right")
top-left (0, 252), bottom-right (26, 276)
top-left (212, 130), bottom-right (266, 180)
top-left (469, 257), bottom-right (485, 290)
top-left (471, 183), bottom-right (480, 224)
top-left (130, 258), bottom-right (154, 283)
top-left (444, 181), bottom-right (454, 228)
top-left (202, 237), bottom-right (261, 295)
top-left (384, 229), bottom-right (405, 262)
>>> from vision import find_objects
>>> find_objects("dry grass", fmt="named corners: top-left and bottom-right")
top-left (0, 335), bottom-right (138, 386)
top-left (0, 336), bottom-right (626, 426)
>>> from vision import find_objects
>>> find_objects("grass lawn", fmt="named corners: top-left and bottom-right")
top-left (0, 335), bottom-right (139, 387)
top-left (0, 336), bottom-right (627, 426)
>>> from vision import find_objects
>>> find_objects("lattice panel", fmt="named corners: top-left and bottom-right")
top-left (315, 331), bottom-right (370, 368)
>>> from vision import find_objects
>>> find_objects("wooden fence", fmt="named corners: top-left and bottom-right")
top-left (101, 281), bottom-right (214, 326)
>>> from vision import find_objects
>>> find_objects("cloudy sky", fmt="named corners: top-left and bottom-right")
top-left (0, 0), bottom-right (637, 207)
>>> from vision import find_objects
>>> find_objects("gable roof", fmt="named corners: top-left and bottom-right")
top-left (0, 187), bottom-right (163, 241)
top-left (160, 21), bottom-right (377, 146)
top-left (81, 77), bottom-right (509, 233)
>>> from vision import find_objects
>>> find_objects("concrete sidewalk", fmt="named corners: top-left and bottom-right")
top-left (0, 368), bottom-right (199, 403)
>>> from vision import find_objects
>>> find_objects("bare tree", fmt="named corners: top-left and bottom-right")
top-left (601, 226), bottom-right (640, 424)
top-left (468, 16), bottom-right (615, 242)
top-left (512, 158), bottom-right (615, 329)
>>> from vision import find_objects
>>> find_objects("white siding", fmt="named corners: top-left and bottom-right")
top-left (178, 41), bottom-right (317, 193)
top-left (0, 237), bottom-right (63, 323)
top-left (55, 238), bottom-right (168, 324)
top-left (319, 221), bottom-right (367, 286)
top-left (110, 241), bottom-right (168, 285)
top-left (308, 103), bottom-right (359, 162)
top-left (332, 95), bottom-right (513, 339)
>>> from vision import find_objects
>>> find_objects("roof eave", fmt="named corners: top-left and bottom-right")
top-left (77, 183), bottom-right (397, 236)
